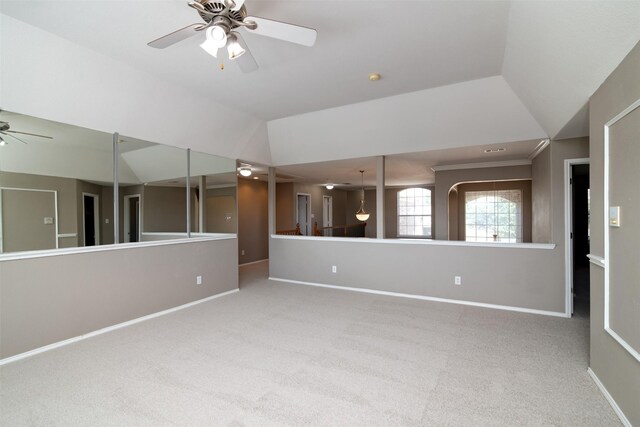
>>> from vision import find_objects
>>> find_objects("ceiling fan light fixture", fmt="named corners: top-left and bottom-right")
top-left (200, 25), bottom-right (227, 57)
top-left (0, 136), bottom-right (6, 146)
top-left (227, 32), bottom-right (246, 60)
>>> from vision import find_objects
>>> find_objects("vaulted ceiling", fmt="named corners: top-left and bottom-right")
top-left (1, 1), bottom-right (639, 166)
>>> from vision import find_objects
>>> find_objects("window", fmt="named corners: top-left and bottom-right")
top-left (398, 188), bottom-right (432, 237)
top-left (465, 190), bottom-right (522, 243)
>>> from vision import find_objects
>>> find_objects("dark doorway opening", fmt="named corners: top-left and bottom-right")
top-left (83, 194), bottom-right (97, 246)
top-left (571, 164), bottom-right (590, 316)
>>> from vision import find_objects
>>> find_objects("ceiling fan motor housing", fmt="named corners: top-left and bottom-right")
top-left (197, 0), bottom-right (246, 26)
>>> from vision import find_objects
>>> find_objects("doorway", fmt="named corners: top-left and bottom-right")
top-left (124, 194), bottom-right (141, 243)
top-left (297, 193), bottom-right (311, 235)
top-left (323, 195), bottom-right (333, 236)
top-left (565, 159), bottom-right (590, 317)
top-left (82, 193), bottom-right (100, 246)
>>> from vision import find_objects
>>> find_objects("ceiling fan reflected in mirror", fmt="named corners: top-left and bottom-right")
top-left (0, 120), bottom-right (53, 146)
top-left (147, 0), bottom-right (317, 73)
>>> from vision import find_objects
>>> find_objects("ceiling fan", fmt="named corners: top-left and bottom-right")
top-left (147, 0), bottom-right (317, 73)
top-left (0, 120), bottom-right (53, 146)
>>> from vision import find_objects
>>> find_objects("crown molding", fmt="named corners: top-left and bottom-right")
top-left (431, 159), bottom-right (532, 172)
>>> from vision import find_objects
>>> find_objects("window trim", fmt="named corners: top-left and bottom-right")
top-left (396, 187), bottom-right (433, 239)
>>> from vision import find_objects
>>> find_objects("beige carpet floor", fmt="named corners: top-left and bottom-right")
top-left (0, 261), bottom-right (619, 426)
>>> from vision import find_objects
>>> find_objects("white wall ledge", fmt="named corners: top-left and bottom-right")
top-left (271, 235), bottom-right (556, 250)
top-left (587, 254), bottom-right (606, 268)
top-left (0, 234), bottom-right (237, 262)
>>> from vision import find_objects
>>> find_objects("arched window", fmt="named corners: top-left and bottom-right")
top-left (397, 188), bottom-right (432, 237)
top-left (465, 190), bottom-right (522, 242)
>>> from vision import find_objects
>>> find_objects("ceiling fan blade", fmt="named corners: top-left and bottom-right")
top-left (244, 16), bottom-right (317, 47)
top-left (148, 24), bottom-right (206, 49)
top-left (1, 132), bottom-right (28, 144)
top-left (233, 32), bottom-right (258, 73)
top-left (6, 130), bottom-right (53, 139)
top-left (231, 0), bottom-right (245, 12)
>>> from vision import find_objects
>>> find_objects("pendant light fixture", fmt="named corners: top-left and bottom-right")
top-left (355, 170), bottom-right (369, 221)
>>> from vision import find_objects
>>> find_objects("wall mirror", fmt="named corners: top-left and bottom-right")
top-left (0, 110), bottom-right (238, 255)
top-left (190, 150), bottom-right (237, 234)
top-left (118, 136), bottom-right (188, 242)
top-left (0, 110), bottom-right (114, 252)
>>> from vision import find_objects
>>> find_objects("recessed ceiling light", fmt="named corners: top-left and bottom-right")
top-left (253, 176), bottom-right (259, 180)
top-left (369, 73), bottom-right (381, 81)
top-left (238, 166), bottom-right (252, 177)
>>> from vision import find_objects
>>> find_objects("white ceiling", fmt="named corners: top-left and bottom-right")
top-left (0, 0), bottom-right (509, 121)
top-left (1, 0), bottom-right (639, 166)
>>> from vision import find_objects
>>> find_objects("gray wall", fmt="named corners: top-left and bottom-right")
top-left (434, 165), bottom-right (532, 240)
top-left (0, 171), bottom-right (79, 248)
top-left (1, 189), bottom-right (56, 252)
top-left (531, 146), bottom-right (552, 243)
top-left (206, 186), bottom-right (237, 234)
top-left (275, 182), bottom-right (294, 231)
top-left (589, 40), bottom-right (640, 424)
top-left (238, 178), bottom-right (268, 264)
top-left (276, 182), bottom-right (349, 235)
top-left (270, 238), bottom-right (562, 313)
top-left (142, 185), bottom-right (187, 233)
top-left (0, 238), bottom-right (238, 359)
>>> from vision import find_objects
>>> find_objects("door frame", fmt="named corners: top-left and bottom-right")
top-left (296, 193), bottom-right (311, 235)
top-left (123, 194), bottom-right (141, 243)
top-left (564, 158), bottom-right (589, 317)
top-left (322, 195), bottom-right (333, 236)
top-left (82, 192), bottom-right (100, 246)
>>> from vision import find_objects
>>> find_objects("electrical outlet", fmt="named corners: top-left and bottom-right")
top-left (196, 275), bottom-right (202, 285)
top-left (241, 250), bottom-right (245, 256)
top-left (454, 276), bottom-right (461, 285)
top-left (332, 265), bottom-right (337, 273)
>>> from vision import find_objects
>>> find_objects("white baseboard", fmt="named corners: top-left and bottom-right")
top-left (239, 258), bottom-right (269, 267)
top-left (587, 368), bottom-right (632, 427)
top-left (0, 289), bottom-right (239, 366)
top-left (269, 277), bottom-right (568, 318)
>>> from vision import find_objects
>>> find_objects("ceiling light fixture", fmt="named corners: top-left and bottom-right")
top-left (253, 176), bottom-right (259, 180)
top-left (200, 25), bottom-right (228, 58)
top-left (325, 184), bottom-right (334, 190)
top-left (227, 32), bottom-right (245, 60)
top-left (239, 166), bottom-right (252, 177)
top-left (369, 73), bottom-right (381, 81)
top-left (355, 170), bottom-right (370, 222)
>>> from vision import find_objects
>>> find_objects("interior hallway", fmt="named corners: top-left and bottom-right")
top-left (0, 261), bottom-right (618, 425)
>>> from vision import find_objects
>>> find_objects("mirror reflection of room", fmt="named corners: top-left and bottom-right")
top-left (0, 110), bottom-right (114, 253)
top-left (0, 111), bottom-right (238, 254)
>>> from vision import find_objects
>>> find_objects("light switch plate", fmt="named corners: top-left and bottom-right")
top-left (609, 206), bottom-right (621, 227)
top-left (44, 217), bottom-right (54, 225)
